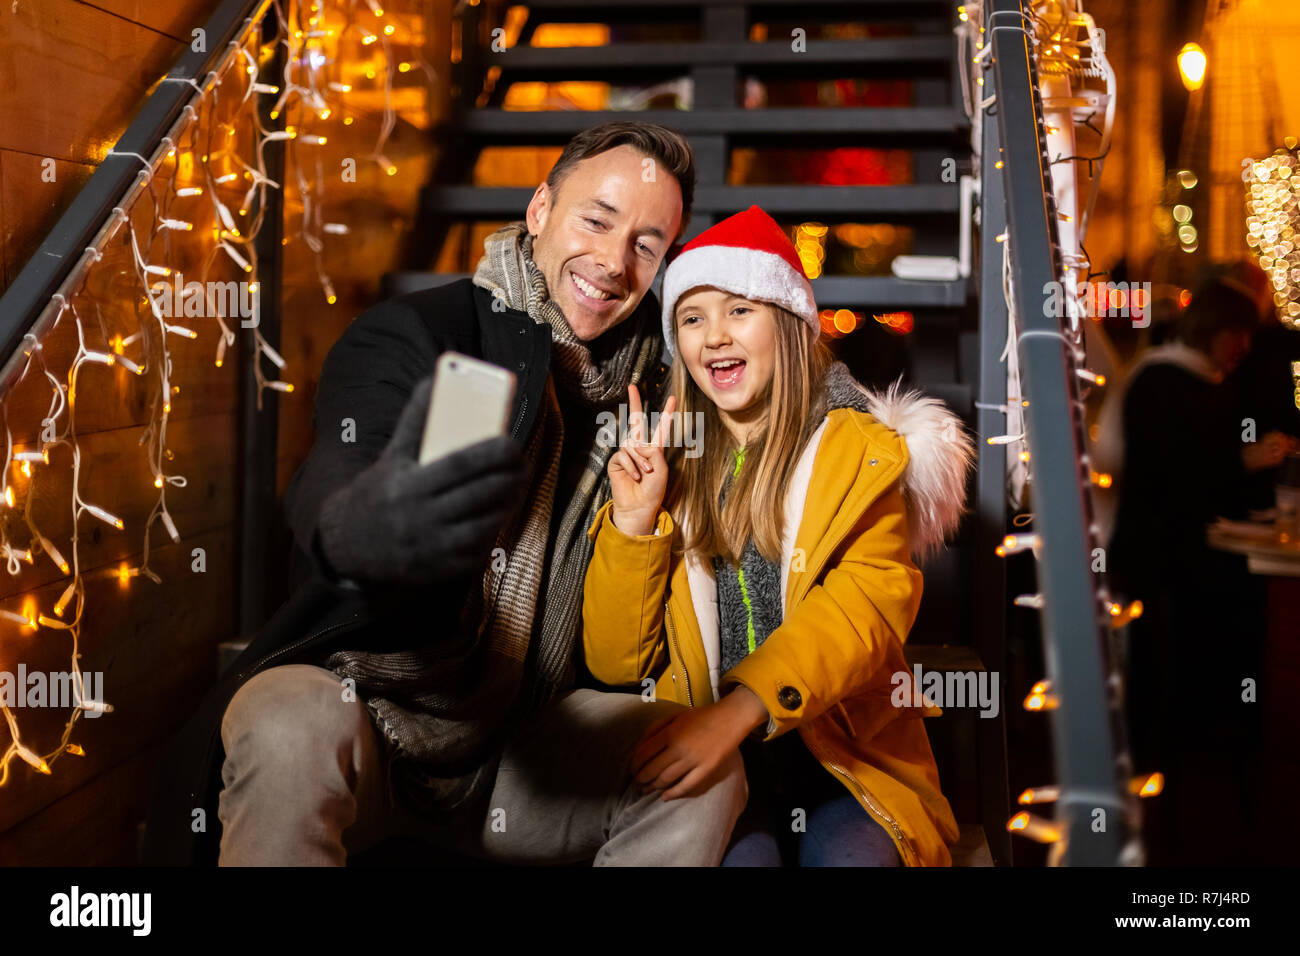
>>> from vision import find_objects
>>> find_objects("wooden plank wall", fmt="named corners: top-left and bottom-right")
top-left (0, 0), bottom-right (451, 864)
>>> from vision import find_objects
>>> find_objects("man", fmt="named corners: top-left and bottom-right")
top-left (143, 122), bottom-right (746, 866)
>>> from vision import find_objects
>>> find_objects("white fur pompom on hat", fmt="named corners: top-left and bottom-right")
top-left (660, 205), bottom-right (819, 358)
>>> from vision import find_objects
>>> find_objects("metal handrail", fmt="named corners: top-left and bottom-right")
top-left (985, 0), bottom-right (1140, 865)
top-left (0, 0), bottom-right (271, 392)
top-left (0, 0), bottom-right (287, 635)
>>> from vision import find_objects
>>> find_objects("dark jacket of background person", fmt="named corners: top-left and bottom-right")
top-left (141, 278), bottom-right (668, 865)
top-left (1105, 282), bottom-right (1266, 865)
top-left (1106, 360), bottom-right (1252, 599)
top-left (1108, 280), bottom-right (1263, 598)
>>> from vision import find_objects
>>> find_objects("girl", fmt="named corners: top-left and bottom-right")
top-left (582, 205), bottom-right (974, 866)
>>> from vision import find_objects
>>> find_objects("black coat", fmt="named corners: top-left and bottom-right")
top-left (141, 278), bottom-right (667, 865)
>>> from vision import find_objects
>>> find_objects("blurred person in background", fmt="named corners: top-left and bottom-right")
top-left (1217, 259), bottom-right (1300, 510)
top-left (1101, 274), bottom-right (1298, 864)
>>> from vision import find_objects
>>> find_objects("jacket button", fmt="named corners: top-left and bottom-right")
top-left (777, 686), bottom-right (802, 710)
top-left (869, 458), bottom-right (878, 466)
top-left (517, 360), bottom-right (525, 370)
top-left (517, 328), bottom-right (525, 335)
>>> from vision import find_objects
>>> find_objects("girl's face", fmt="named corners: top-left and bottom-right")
top-left (674, 287), bottom-right (778, 439)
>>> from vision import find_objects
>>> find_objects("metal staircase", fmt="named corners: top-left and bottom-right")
top-left (385, 0), bottom-right (1008, 866)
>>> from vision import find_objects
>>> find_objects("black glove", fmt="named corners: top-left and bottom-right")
top-left (315, 372), bottom-right (528, 590)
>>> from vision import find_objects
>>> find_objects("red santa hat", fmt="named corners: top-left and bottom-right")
top-left (660, 205), bottom-right (818, 359)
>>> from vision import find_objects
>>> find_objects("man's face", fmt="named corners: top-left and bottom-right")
top-left (525, 145), bottom-right (683, 342)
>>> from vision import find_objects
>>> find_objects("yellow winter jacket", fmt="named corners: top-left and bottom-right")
top-left (582, 399), bottom-right (966, 867)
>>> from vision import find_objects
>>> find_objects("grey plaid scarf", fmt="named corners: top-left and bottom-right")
top-left (323, 222), bottom-right (661, 814)
top-left (470, 223), bottom-right (661, 708)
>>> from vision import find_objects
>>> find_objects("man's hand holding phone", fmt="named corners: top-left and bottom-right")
top-left (316, 367), bottom-right (527, 590)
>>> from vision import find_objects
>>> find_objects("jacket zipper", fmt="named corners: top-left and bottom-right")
top-left (806, 736), bottom-right (919, 866)
top-left (663, 603), bottom-right (693, 706)
top-left (509, 392), bottom-right (528, 439)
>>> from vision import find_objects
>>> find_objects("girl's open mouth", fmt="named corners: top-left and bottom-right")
top-left (708, 359), bottom-right (746, 389)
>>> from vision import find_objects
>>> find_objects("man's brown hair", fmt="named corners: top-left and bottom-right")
top-left (546, 122), bottom-right (695, 241)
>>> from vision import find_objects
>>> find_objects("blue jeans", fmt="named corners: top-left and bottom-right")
top-left (722, 733), bottom-right (901, 867)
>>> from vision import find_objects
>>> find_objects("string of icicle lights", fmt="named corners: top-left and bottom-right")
top-left (0, 0), bottom-right (416, 785)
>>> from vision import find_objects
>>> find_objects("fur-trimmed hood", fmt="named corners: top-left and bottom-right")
top-left (822, 362), bottom-right (976, 562)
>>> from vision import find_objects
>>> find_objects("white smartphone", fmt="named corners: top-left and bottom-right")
top-left (418, 352), bottom-right (517, 466)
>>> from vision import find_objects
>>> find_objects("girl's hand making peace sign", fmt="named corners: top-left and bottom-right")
top-left (608, 384), bottom-right (677, 537)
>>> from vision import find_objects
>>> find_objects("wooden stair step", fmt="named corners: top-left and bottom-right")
top-left (423, 184), bottom-right (960, 218)
top-left (447, 107), bottom-right (970, 141)
top-left (905, 643), bottom-right (985, 673)
top-left (491, 38), bottom-right (954, 76)
top-left (382, 272), bottom-right (969, 308)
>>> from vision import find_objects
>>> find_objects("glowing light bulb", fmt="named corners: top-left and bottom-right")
top-left (54, 581), bottom-right (76, 616)
top-left (39, 536), bottom-right (68, 575)
top-left (17, 745), bottom-right (51, 775)
top-left (1006, 812), bottom-right (1060, 843)
top-left (1017, 786), bottom-right (1060, 805)
top-left (1178, 42), bottom-right (1207, 91)
top-left (84, 503), bottom-right (124, 529)
top-left (1132, 772), bottom-right (1164, 797)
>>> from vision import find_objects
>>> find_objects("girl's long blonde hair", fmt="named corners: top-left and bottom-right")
top-left (665, 303), bottom-right (834, 565)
